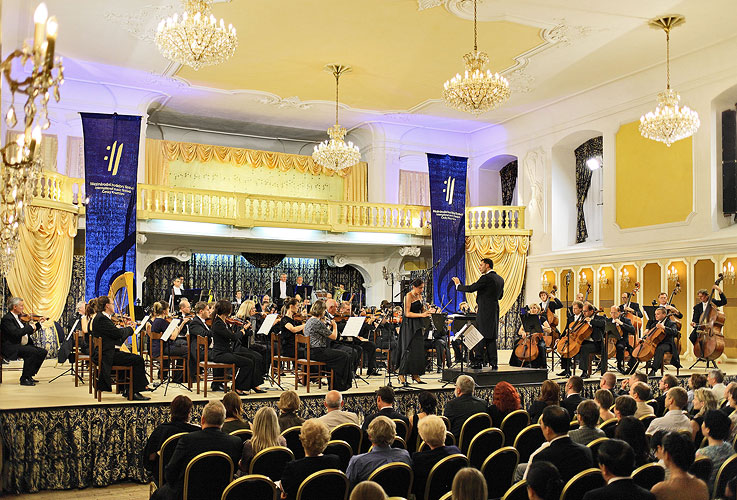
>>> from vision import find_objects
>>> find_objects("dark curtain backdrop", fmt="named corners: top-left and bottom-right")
top-left (574, 136), bottom-right (602, 243)
top-left (499, 160), bottom-right (518, 206)
top-left (498, 283), bottom-right (526, 349)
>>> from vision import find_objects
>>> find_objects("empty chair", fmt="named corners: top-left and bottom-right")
top-left (559, 468), bottom-right (605, 500)
top-left (467, 427), bottom-right (504, 469)
top-left (587, 437), bottom-right (609, 467)
top-left (331, 423), bottom-right (363, 455)
top-left (324, 440), bottom-right (353, 472)
top-left (688, 455), bottom-right (713, 484)
top-left (500, 410), bottom-right (530, 446)
top-left (458, 412), bottom-right (492, 454)
top-left (368, 462), bottom-right (413, 499)
top-left (296, 469), bottom-right (349, 500)
top-left (713, 454), bottom-right (737, 500)
top-left (631, 462), bottom-right (665, 490)
top-left (501, 480), bottom-right (528, 500)
top-left (424, 454), bottom-right (469, 500)
top-left (513, 424), bottom-right (545, 463)
top-left (222, 474), bottom-right (277, 500)
top-left (249, 446), bottom-right (295, 482)
top-left (281, 426), bottom-right (305, 460)
top-left (183, 451), bottom-right (234, 500)
top-left (481, 446), bottom-right (520, 500)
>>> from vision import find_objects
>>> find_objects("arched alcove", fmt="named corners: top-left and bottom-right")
top-left (477, 154), bottom-right (518, 206)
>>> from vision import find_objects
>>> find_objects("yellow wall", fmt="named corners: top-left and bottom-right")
top-left (722, 258), bottom-right (737, 357)
top-left (599, 266), bottom-right (614, 310)
top-left (615, 121), bottom-right (693, 229)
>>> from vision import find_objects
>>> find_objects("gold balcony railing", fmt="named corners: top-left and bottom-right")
top-left (29, 172), bottom-right (84, 214)
top-left (466, 206), bottom-right (528, 235)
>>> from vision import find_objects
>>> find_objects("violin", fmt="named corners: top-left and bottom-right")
top-left (693, 274), bottom-right (726, 361)
top-left (19, 313), bottom-right (49, 322)
top-left (111, 313), bottom-right (135, 327)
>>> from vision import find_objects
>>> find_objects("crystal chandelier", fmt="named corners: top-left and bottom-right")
top-left (155, 0), bottom-right (237, 71)
top-left (442, 0), bottom-right (510, 115)
top-left (312, 64), bottom-right (361, 172)
top-left (639, 15), bottom-right (699, 147)
top-left (1, 3), bottom-right (63, 274)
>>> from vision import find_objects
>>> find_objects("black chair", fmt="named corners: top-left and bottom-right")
top-left (249, 446), bottom-right (294, 481)
top-left (597, 418), bottom-right (617, 437)
top-left (631, 462), bottom-right (665, 491)
top-left (324, 440), bottom-right (353, 472)
top-left (157, 432), bottom-right (187, 487)
top-left (639, 414), bottom-right (656, 429)
top-left (368, 462), bottom-right (413, 499)
top-left (424, 454), bottom-right (469, 500)
top-left (222, 474), bottom-right (277, 500)
top-left (296, 469), bottom-right (349, 500)
top-left (391, 436), bottom-right (407, 450)
top-left (569, 419), bottom-right (580, 431)
top-left (713, 454), bottom-right (737, 500)
top-left (646, 399), bottom-right (658, 413)
top-left (230, 428), bottom-right (253, 443)
top-left (467, 427), bottom-right (504, 469)
top-left (418, 432), bottom-right (457, 453)
top-left (688, 455), bottom-right (713, 484)
top-left (586, 437), bottom-right (609, 467)
top-left (331, 423), bottom-right (363, 455)
top-left (500, 410), bottom-right (530, 446)
top-left (281, 426), bottom-right (305, 459)
top-left (393, 419), bottom-right (409, 440)
top-left (501, 480), bottom-right (528, 500)
top-left (183, 451), bottom-right (234, 500)
top-left (560, 468), bottom-right (605, 500)
top-left (512, 424), bottom-right (545, 463)
top-left (458, 412), bottom-right (492, 454)
top-left (481, 446), bottom-right (519, 500)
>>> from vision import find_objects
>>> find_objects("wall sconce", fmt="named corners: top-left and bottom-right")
top-left (667, 265), bottom-right (679, 284)
top-left (723, 262), bottom-right (735, 285)
top-left (599, 269), bottom-right (610, 288)
top-left (579, 271), bottom-right (589, 288)
top-left (620, 268), bottom-right (631, 286)
top-left (541, 274), bottom-right (550, 290)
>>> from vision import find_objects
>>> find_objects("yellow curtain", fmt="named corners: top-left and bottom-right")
top-left (344, 161), bottom-right (368, 202)
top-left (464, 235), bottom-right (530, 316)
top-left (5, 206), bottom-right (78, 321)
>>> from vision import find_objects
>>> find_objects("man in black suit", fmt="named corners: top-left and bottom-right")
top-left (362, 386), bottom-right (410, 432)
top-left (607, 306), bottom-right (636, 374)
top-left (529, 405), bottom-right (593, 483)
top-left (452, 257), bottom-right (504, 369)
top-left (646, 306), bottom-right (681, 376)
top-left (151, 400), bottom-right (242, 500)
top-left (186, 301), bottom-right (212, 385)
top-left (561, 375), bottom-right (585, 416)
top-left (443, 374), bottom-right (491, 437)
top-left (582, 439), bottom-right (655, 500)
top-left (272, 273), bottom-right (291, 309)
top-left (619, 292), bottom-right (643, 320)
top-left (0, 297), bottom-right (47, 385)
top-left (578, 302), bottom-right (606, 378)
top-left (92, 296), bottom-right (150, 400)
top-left (690, 284), bottom-right (727, 347)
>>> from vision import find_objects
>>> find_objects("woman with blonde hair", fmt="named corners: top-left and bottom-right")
top-left (690, 387), bottom-right (718, 439)
top-left (451, 467), bottom-right (487, 500)
top-left (278, 390), bottom-right (305, 431)
top-left (280, 419), bottom-right (341, 500)
top-left (349, 481), bottom-right (387, 500)
top-left (221, 391), bottom-right (250, 434)
top-left (235, 299), bottom-right (270, 376)
top-left (239, 406), bottom-right (286, 473)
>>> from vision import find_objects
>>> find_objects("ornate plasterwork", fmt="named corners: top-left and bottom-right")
top-left (417, 0), bottom-right (443, 10)
top-left (105, 3), bottom-right (178, 43)
top-left (258, 95), bottom-right (313, 110)
top-left (506, 68), bottom-right (535, 94)
top-left (543, 19), bottom-right (595, 48)
top-left (399, 246), bottom-right (421, 257)
top-left (523, 147), bottom-right (546, 233)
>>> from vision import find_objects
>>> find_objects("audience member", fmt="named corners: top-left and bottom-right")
top-left (407, 390), bottom-right (438, 452)
top-left (726, 383), bottom-right (737, 440)
top-left (280, 419), bottom-right (341, 500)
top-left (151, 401), bottom-right (242, 500)
top-left (614, 416), bottom-right (653, 467)
top-left (690, 387), bottom-right (718, 439)
top-left (595, 389), bottom-right (615, 424)
top-left (528, 380), bottom-right (560, 423)
top-left (657, 375), bottom-right (679, 417)
top-left (278, 390), bottom-right (305, 431)
top-left (619, 372), bottom-right (647, 395)
top-left (722, 382), bottom-right (737, 416)
top-left (362, 386), bottom-right (410, 432)
top-left (561, 376), bottom-right (585, 416)
top-left (631, 381), bottom-right (655, 418)
top-left (143, 395), bottom-right (199, 481)
top-left (349, 481), bottom-right (387, 500)
top-left (411, 415), bottom-right (462, 499)
top-left (451, 467), bottom-right (487, 500)
top-left (695, 410), bottom-right (734, 491)
top-left (651, 432), bottom-right (709, 500)
top-left (687, 374), bottom-right (708, 412)
top-left (569, 399), bottom-right (605, 445)
top-left (600, 372), bottom-right (618, 399)
top-left (239, 407), bottom-right (287, 473)
top-left (650, 430), bottom-right (670, 480)
top-left (526, 461), bottom-right (563, 500)
top-left (443, 375), bottom-right (491, 438)
top-left (317, 390), bottom-right (359, 431)
top-left (647, 387), bottom-right (691, 434)
top-left (489, 381), bottom-right (521, 426)
top-left (221, 391), bottom-right (251, 434)
top-left (708, 369), bottom-right (726, 401)
top-left (528, 405), bottom-right (593, 482)
top-left (347, 416), bottom-right (411, 485)
top-left (582, 439), bottom-right (655, 500)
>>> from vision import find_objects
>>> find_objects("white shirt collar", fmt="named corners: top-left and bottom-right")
top-left (103, 311), bottom-right (112, 319)
top-left (608, 477), bottom-right (629, 484)
top-left (550, 435), bottom-right (568, 443)
top-left (11, 312), bottom-right (24, 327)
top-left (172, 285), bottom-right (182, 294)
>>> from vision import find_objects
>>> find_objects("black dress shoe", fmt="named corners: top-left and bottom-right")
top-left (491, 365), bottom-right (498, 371)
top-left (556, 370), bottom-right (571, 377)
top-left (469, 362), bottom-right (482, 369)
top-left (252, 387), bottom-right (267, 394)
top-left (211, 383), bottom-right (224, 391)
top-left (20, 377), bottom-right (35, 386)
top-left (30, 377), bottom-right (39, 383)
top-left (132, 393), bottom-right (151, 401)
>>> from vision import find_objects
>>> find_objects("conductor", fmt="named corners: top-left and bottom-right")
top-left (452, 258), bottom-right (504, 370)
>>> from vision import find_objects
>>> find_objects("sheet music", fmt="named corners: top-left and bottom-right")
top-left (134, 315), bottom-right (150, 337)
top-left (161, 318), bottom-right (181, 342)
top-left (461, 324), bottom-right (483, 350)
top-left (257, 314), bottom-right (279, 335)
top-left (341, 317), bottom-right (365, 338)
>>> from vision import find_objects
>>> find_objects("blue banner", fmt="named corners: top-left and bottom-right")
top-left (82, 113), bottom-right (140, 300)
top-left (427, 153), bottom-right (467, 310)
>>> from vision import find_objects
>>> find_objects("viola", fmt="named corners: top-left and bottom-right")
top-left (693, 274), bottom-right (726, 361)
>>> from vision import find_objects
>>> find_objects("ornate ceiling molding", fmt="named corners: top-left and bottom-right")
top-left (258, 95), bottom-right (313, 110)
top-left (417, 0), bottom-right (443, 10)
top-left (105, 3), bottom-right (178, 43)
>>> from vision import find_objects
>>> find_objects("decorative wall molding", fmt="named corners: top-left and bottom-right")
top-left (399, 246), bottom-right (422, 257)
top-left (258, 95), bottom-right (313, 110)
top-left (104, 3), bottom-right (178, 43)
top-left (417, 0), bottom-right (443, 11)
top-left (543, 18), bottom-right (597, 48)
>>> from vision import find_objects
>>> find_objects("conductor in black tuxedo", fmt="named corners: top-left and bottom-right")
top-left (582, 439), bottom-right (655, 500)
top-left (0, 297), bottom-right (47, 385)
top-left (452, 258), bottom-right (504, 369)
top-left (151, 400), bottom-right (242, 500)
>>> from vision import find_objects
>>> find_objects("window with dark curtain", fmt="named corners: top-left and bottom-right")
top-left (574, 136), bottom-right (603, 243)
top-left (499, 160), bottom-right (518, 205)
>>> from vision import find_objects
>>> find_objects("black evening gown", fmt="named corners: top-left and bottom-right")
top-left (398, 300), bottom-right (426, 376)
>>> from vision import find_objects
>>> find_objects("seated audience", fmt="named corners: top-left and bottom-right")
top-left (631, 381), bottom-right (656, 418)
top-left (614, 416), bottom-right (653, 467)
top-left (528, 405), bottom-right (593, 482)
top-left (143, 395), bottom-right (200, 481)
top-left (600, 372), bottom-right (618, 399)
top-left (318, 390), bottom-right (359, 431)
top-left (151, 401), bottom-right (242, 500)
top-left (528, 380), bottom-right (560, 423)
top-left (526, 461), bottom-right (563, 500)
top-left (690, 387), bottom-right (718, 440)
top-left (708, 369), bottom-right (726, 401)
top-left (569, 399), bottom-right (605, 445)
top-left (278, 390), bottom-right (305, 431)
top-left (721, 382), bottom-right (737, 415)
top-left (651, 431), bottom-right (709, 500)
top-left (411, 415), bottom-right (462, 499)
top-left (726, 383), bottom-right (737, 440)
top-left (280, 419), bottom-right (341, 500)
top-left (407, 390), bottom-right (438, 452)
top-left (489, 380), bottom-right (522, 426)
top-left (650, 430), bottom-right (670, 480)
top-left (443, 375), bottom-right (491, 438)
top-left (647, 387), bottom-right (691, 434)
top-left (239, 406), bottom-right (287, 473)
top-left (349, 481), bottom-right (387, 500)
top-left (695, 410), bottom-right (734, 491)
top-left (582, 439), bottom-right (655, 500)
top-left (619, 372), bottom-right (647, 396)
top-left (347, 416), bottom-right (411, 485)
top-left (221, 391), bottom-right (251, 434)
top-left (561, 376), bottom-right (585, 416)
top-left (362, 386), bottom-right (410, 432)
top-left (607, 395), bottom-right (637, 437)
top-left (451, 467), bottom-right (487, 500)
top-left (687, 373), bottom-right (708, 412)
top-left (657, 375), bottom-right (680, 417)
top-left (595, 389), bottom-right (616, 424)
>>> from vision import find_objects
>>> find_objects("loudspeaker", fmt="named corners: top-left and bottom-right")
top-left (722, 110), bottom-right (737, 214)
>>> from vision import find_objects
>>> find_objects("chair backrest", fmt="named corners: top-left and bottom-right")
top-left (639, 414), bottom-right (656, 429)
top-left (440, 415), bottom-right (451, 431)
top-left (424, 454), bottom-right (469, 500)
top-left (158, 432), bottom-right (187, 487)
top-left (296, 469), bottom-right (349, 500)
top-left (586, 437), bottom-right (609, 467)
top-left (713, 453), bottom-right (737, 499)
top-left (559, 468), bottom-right (605, 500)
top-left (249, 446), bottom-right (295, 481)
top-left (183, 451), bottom-right (234, 500)
top-left (445, 431), bottom-right (456, 447)
top-left (597, 418), bottom-right (617, 434)
top-left (222, 474), bottom-right (277, 500)
top-left (631, 462), bottom-right (665, 491)
top-left (368, 461), bottom-right (413, 498)
top-left (513, 424), bottom-right (545, 463)
top-left (196, 334), bottom-right (209, 364)
top-left (459, 412), bottom-right (492, 454)
top-left (92, 336), bottom-right (102, 367)
top-left (688, 455), bottom-right (713, 484)
top-left (331, 422), bottom-right (363, 455)
top-left (481, 447), bottom-right (520, 500)
top-left (295, 334), bottom-right (311, 360)
top-left (393, 419), bottom-right (409, 440)
top-left (501, 479), bottom-right (528, 500)
top-left (230, 428), bottom-right (253, 442)
top-left (467, 427), bottom-right (504, 469)
top-left (270, 332), bottom-right (283, 359)
top-left (391, 436), bottom-right (407, 450)
top-left (569, 419), bottom-right (580, 431)
top-left (281, 426), bottom-right (305, 459)
top-left (438, 493), bottom-right (451, 500)
top-left (500, 410), bottom-right (531, 446)
top-left (324, 440), bottom-right (353, 472)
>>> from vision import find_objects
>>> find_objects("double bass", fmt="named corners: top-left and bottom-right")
top-left (622, 282), bottom-right (642, 334)
top-left (632, 311), bottom-right (675, 362)
top-left (542, 285), bottom-right (560, 347)
top-left (693, 274), bottom-right (726, 361)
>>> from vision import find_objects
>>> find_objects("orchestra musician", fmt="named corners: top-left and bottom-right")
top-left (539, 290), bottom-right (563, 316)
top-left (647, 306), bottom-right (681, 376)
top-left (398, 278), bottom-right (431, 385)
top-left (567, 293), bottom-right (585, 319)
top-left (689, 285), bottom-right (727, 347)
top-left (293, 276), bottom-right (312, 303)
top-left (0, 297), bottom-right (48, 386)
top-left (233, 291), bottom-right (244, 307)
top-left (273, 273), bottom-right (290, 309)
top-left (656, 292), bottom-right (683, 320)
top-left (235, 300), bottom-right (270, 367)
top-left (279, 298), bottom-right (306, 359)
top-left (168, 276), bottom-right (184, 310)
top-left (509, 303), bottom-right (549, 369)
top-left (186, 301), bottom-right (211, 385)
top-left (150, 301), bottom-right (191, 382)
top-left (256, 295), bottom-right (276, 314)
top-left (558, 300), bottom-right (583, 377)
top-left (608, 305), bottom-right (636, 374)
top-left (334, 301), bottom-right (379, 376)
top-left (619, 292), bottom-right (643, 320)
top-left (303, 300), bottom-right (353, 391)
top-left (325, 299), bottom-right (361, 372)
top-left (578, 302), bottom-right (606, 378)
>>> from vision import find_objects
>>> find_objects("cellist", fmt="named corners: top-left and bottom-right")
top-left (608, 306), bottom-right (636, 374)
top-left (656, 292), bottom-right (683, 320)
top-left (689, 285), bottom-right (727, 347)
top-left (509, 303), bottom-right (549, 369)
top-left (558, 300), bottom-right (584, 377)
top-left (647, 306), bottom-right (680, 376)
top-left (579, 302), bottom-right (606, 378)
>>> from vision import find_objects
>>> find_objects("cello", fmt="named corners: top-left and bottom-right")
top-left (556, 314), bottom-right (593, 358)
top-left (693, 274), bottom-right (726, 361)
top-left (514, 307), bottom-right (549, 363)
top-left (632, 310), bottom-right (674, 362)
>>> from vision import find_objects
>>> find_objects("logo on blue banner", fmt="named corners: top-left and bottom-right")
top-left (81, 113), bottom-right (141, 300)
top-left (427, 153), bottom-right (467, 310)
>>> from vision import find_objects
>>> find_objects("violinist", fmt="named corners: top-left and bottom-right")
top-left (150, 301), bottom-right (191, 382)
top-left (325, 299), bottom-right (361, 373)
top-left (578, 302), bottom-right (606, 378)
top-left (619, 292), bottom-right (643, 319)
top-left (608, 306), bottom-right (636, 374)
top-left (232, 301), bottom-right (269, 384)
top-left (257, 295), bottom-right (276, 314)
top-left (646, 306), bottom-right (681, 376)
top-left (186, 301), bottom-right (211, 384)
top-left (279, 297), bottom-right (305, 359)
top-left (398, 278), bottom-right (432, 385)
top-left (374, 304), bottom-right (398, 371)
top-left (303, 300), bottom-right (353, 391)
top-left (689, 285), bottom-right (727, 346)
top-left (0, 297), bottom-right (48, 386)
top-left (509, 303), bottom-right (549, 369)
top-left (336, 301), bottom-right (379, 376)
